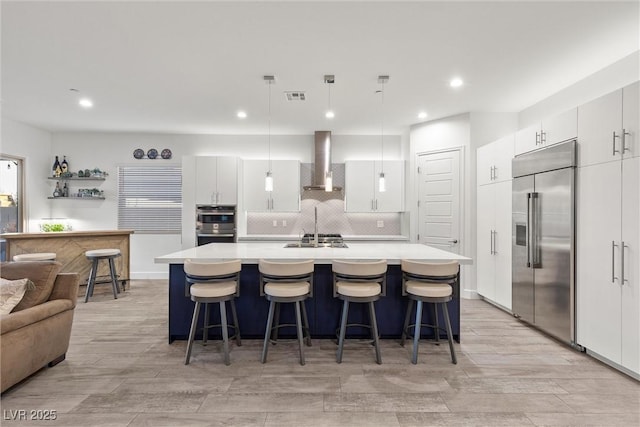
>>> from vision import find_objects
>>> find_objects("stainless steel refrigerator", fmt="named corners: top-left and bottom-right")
top-left (512, 140), bottom-right (576, 344)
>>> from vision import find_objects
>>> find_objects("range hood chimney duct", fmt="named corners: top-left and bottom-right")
top-left (304, 131), bottom-right (342, 191)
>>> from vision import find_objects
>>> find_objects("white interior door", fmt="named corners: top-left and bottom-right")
top-left (417, 149), bottom-right (461, 253)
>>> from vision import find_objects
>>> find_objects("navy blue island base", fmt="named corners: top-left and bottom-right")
top-left (168, 263), bottom-right (460, 343)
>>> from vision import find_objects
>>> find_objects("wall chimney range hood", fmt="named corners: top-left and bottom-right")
top-left (304, 130), bottom-right (342, 191)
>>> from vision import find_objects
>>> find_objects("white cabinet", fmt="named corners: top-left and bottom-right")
top-left (476, 179), bottom-right (512, 309)
top-left (515, 108), bottom-right (577, 156)
top-left (578, 82), bottom-right (639, 168)
top-left (243, 159), bottom-right (300, 212)
top-left (577, 156), bottom-right (639, 376)
top-left (194, 156), bottom-right (238, 205)
top-left (477, 134), bottom-right (514, 186)
top-left (345, 160), bottom-right (404, 212)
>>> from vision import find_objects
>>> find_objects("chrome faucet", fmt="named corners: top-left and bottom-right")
top-left (314, 206), bottom-right (319, 247)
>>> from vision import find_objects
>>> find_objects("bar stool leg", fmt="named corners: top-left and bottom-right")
top-left (336, 300), bottom-right (349, 363)
top-left (84, 258), bottom-right (98, 303)
top-left (295, 301), bottom-right (305, 366)
top-left (271, 302), bottom-right (281, 343)
top-left (368, 301), bottom-right (382, 365)
top-left (412, 299), bottom-right (423, 364)
top-left (301, 300), bottom-right (312, 347)
top-left (108, 257), bottom-right (119, 298)
top-left (203, 303), bottom-right (210, 345)
top-left (220, 301), bottom-right (230, 366)
top-left (442, 302), bottom-right (457, 364)
top-left (230, 299), bottom-right (242, 346)
top-left (261, 300), bottom-right (276, 363)
top-left (185, 301), bottom-right (201, 365)
top-left (400, 299), bottom-right (414, 347)
top-left (432, 303), bottom-right (440, 342)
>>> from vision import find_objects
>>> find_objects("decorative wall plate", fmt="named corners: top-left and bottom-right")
top-left (161, 148), bottom-right (172, 159)
top-left (147, 148), bottom-right (158, 159)
top-left (133, 148), bottom-right (144, 159)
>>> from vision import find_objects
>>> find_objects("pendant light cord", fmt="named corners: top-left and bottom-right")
top-left (380, 81), bottom-right (384, 174)
top-left (268, 80), bottom-right (272, 172)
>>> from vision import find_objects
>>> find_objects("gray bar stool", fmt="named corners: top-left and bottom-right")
top-left (400, 260), bottom-right (458, 364)
top-left (332, 259), bottom-right (387, 364)
top-left (259, 259), bottom-right (314, 366)
top-left (184, 259), bottom-right (242, 365)
top-left (13, 253), bottom-right (56, 261)
top-left (84, 249), bottom-right (121, 302)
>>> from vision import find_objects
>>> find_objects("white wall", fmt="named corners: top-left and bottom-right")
top-left (1, 118), bottom-right (52, 232)
top-left (519, 50), bottom-right (640, 128)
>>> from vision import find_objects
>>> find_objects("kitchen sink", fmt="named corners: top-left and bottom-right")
top-left (284, 242), bottom-right (348, 248)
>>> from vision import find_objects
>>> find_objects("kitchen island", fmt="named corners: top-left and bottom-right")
top-left (155, 242), bottom-right (472, 342)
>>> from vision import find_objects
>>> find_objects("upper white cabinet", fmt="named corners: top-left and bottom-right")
top-left (515, 108), bottom-right (577, 156)
top-left (578, 82), bottom-right (639, 168)
top-left (345, 160), bottom-right (404, 212)
top-left (194, 156), bottom-right (238, 205)
top-left (477, 134), bottom-right (514, 186)
top-left (243, 159), bottom-right (300, 212)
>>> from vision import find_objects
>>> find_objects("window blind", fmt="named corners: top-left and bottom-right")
top-left (117, 166), bottom-right (182, 234)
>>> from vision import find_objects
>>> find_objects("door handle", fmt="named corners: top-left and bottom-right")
top-left (535, 132), bottom-right (540, 145)
top-left (490, 230), bottom-right (494, 254)
top-left (540, 131), bottom-right (546, 144)
top-left (493, 166), bottom-right (497, 180)
top-left (526, 193), bottom-right (531, 267)
top-left (448, 239), bottom-right (458, 244)
top-left (530, 192), bottom-right (540, 268)
top-left (612, 241), bottom-right (619, 283)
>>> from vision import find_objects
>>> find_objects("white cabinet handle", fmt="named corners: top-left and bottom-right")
top-left (613, 131), bottom-right (621, 155)
top-left (622, 129), bottom-right (631, 153)
top-left (612, 241), bottom-right (619, 283)
top-left (622, 241), bottom-right (629, 284)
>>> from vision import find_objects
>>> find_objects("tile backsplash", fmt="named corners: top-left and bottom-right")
top-left (247, 163), bottom-right (401, 236)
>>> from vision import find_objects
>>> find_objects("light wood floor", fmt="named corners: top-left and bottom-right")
top-left (1, 280), bottom-right (639, 426)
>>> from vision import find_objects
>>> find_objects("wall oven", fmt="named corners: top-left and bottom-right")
top-left (196, 205), bottom-right (236, 245)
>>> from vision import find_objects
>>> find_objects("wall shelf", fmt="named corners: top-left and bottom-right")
top-left (48, 177), bottom-right (106, 181)
top-left (47, 196), bottom-right (105, 200)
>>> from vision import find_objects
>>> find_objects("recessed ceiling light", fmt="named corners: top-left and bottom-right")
top-left (78, 98), bottom-right (93, 108)
top-left (418, 112), bottom-right (428, 119)
top-left (237, 111), bottom-right (247, 119)
top-left (449, 78), bottom-right (463, 88)
top-left (325, 110), bottom-right (335, 119)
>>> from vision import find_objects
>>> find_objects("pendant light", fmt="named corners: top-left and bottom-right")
top-left (324, 75), bottom-right (335, 192)
top-left (378, 75), bottom-right (389, 192)
top-left (264, 75), bottom-right (275, 192)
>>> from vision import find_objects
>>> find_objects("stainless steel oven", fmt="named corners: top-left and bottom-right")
top-left (196, 205), bottom-right (236, 245)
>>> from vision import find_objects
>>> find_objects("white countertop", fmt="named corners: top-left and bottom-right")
top-left (238, 235), bottom-right (409, 242)
top-left (155, 242), bottom-right (472, 265)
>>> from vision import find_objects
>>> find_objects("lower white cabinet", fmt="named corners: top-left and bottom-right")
top-left (476, 180), bottom-right (512, 309)
top-left (577, 157), bottom-right (639, 376)
top-left (242, 159), bottom-right (300, 212)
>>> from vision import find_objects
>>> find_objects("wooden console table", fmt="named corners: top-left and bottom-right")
top-left (1, 230), bottom-right (133, 288)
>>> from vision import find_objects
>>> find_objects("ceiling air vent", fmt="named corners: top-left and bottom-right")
top-left (284, 91), bottom-right (306, 101)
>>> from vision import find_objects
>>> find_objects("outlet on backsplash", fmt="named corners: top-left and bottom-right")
top-left (377, 220), bottom-right (384, 228)
top-left (272, 220), bottom-right (278, 227)
top-left (282, 220), bottom-right (287, 227)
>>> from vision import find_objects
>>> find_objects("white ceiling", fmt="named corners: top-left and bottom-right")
top-left (2, 1), bottom-right (638, 136)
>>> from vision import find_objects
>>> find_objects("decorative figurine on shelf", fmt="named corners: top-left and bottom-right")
top-left (62, 183), bottom-right (69, 197)
top-left (61, 156), bottom-right (69, 174)
top-left (53, 182), bottom-right (61, 197)
top-left (52, 156), bottom-right (62, 177)
top-left (78, 170), bottom-right (84, 177)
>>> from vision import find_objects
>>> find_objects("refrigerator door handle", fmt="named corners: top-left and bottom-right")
top-left (531, 192), bottom-right (540, 268)
top-left (612, 241), bottom-right (619, 283)
top-left (526, 193), bottom-right (532, 268)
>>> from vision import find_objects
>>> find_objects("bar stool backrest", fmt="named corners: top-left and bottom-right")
top-left (184, 259), bottom-right (242, 297)
top-left (401, 260), bottom-right (459, 296)
top-left (258, 259), bottom-right (315, 297)
top-left (331, 259), bottom-right (387, 297)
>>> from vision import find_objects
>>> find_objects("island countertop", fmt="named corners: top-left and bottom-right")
top-left (154, 242), bottom-right (472, 265)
